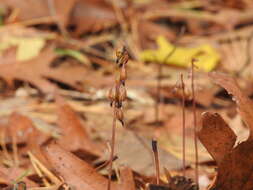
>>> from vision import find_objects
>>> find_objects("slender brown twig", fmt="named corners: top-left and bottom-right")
top-left (191, 59), bottom-right (199, 187)
top-left (152, 139), bottom-right (160, 185)
top-left (180, 73), bottom-right (186, 177)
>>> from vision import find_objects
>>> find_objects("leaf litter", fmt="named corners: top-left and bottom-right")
top-left (1, 0), bottom-right (253, 190)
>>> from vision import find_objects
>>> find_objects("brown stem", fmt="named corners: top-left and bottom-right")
top-left (191, 61), bottom-right (199, 187)
top-left (107, 104), bottom-right (117, 190)
top-left (152, 139), bottom-right (160, 185)
top-left (155, 63), bottom-right (162, 123)
top-left (180, 74), bottom-right (186, 177)
top-left (155, 47), bottom-right (177, 124)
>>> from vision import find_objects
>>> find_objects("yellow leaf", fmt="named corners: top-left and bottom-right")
top-left (140, 36), bottom-right (220, 72)
top-left (0, 36), bottom-right (46, 61)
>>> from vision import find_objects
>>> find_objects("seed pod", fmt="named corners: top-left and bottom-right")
top-left (116, 108), bottom-right (124, 126)
top-left (118, 85), bottom-right (127, 102)
top-left (116, 47), bottom-right (129, 67)
top-left (108, 86), bottom-right (116, 104)
top-left (116, 50), bottom-right (123, 65)
top-left (120, 65), bottom-right (127, 83)
top-left (115, 101), bottom-right (122, 108)
top-left (119, 53), bottom-right (129, 67)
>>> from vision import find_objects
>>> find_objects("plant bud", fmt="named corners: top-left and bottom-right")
top-left (116, 108), bottom-right (124, 126)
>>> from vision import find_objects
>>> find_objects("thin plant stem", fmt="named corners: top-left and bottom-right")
top-left (154, 27), bottom-right (185, 123)
top-left (155, 47), bottom-right (177, 123)
top-left (152, 139), bottom-right (160, 185)
top-left (107, 104), bottom-right (117, 190)
top-left (155, 63), bottom-right (162, 123)
top-left (191, 61), bottom-right (199, 187)
top-left (180, 74), bottom-right (186, 177)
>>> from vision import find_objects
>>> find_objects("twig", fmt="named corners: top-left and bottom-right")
top-left (152, 139), bottom-right (160, 185)
top-left (180, 74), bottom-right (186, 177)
top-left (191, 59), bottom-right (199, 187)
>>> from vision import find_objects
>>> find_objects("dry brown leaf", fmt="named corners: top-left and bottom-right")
top-left (0, 46), bottom-right (87, 94)
top-left (8, 113), bottom-right (50, 166)
top-left (199, 112), bottom-right (253, 190)
top-left (56, 96), bottom-right (103, 157)
top-left (3, 0), bottom-right (76, 26)
top-left (138, 21), bottom-right (175, 48)
top-left (43, 142), bottom-right (119, 190)
top-left (209, 72), bottom-right (253, 138)
top-left (198, 72), bottom-right (253, 189)
top-left (120, 166), bottom-right (136, 190)
top-left (8, 112), bottom-right (48, 145)
top-left (70, 0), bottom-right (116, 35)
top-left (198, 112), bottom-right (236, 163)
top-left (0, 166), bottom-right (36, 187)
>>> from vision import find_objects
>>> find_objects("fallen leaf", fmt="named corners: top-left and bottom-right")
top-left (69, 0), bottom-right (116, 35)
top-left (3, 0), bottom-right (76, 26)
top-left (199, 112), bottom-right (253, 190)
top-left (140, 36), bottom-right (220, 72)
top-left (56, 96), bottom-right (103, 157)
top-left (7, 113), bottom-right (50, 166)
top-left (120, 166), bottom-right (136, 190)
top-left (0, 37), bottom-right (46, 61)
top-left (43, 142), bottom-right (119, 190)
top-left (0, 46), bottom-right (87, 94)
top-left (209, 72), bottom-right (253, 138)
top-left (198, 112), bottom-right (236, 163)
top-left (0, 166), bottom-right (35, 187)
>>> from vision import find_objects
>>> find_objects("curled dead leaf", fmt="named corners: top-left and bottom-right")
top-left (209, 72), bottom-right (253, 139)
top-left (43, 142), bottom-right (119, 190)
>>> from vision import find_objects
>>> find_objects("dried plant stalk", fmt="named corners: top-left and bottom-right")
top-left (191, 60), bottom-right (199, 187)
top-left (107, 47), bottom-right (129, 190)
top-left (154, 26), bottom-right (185, 124)
top-left (152, 139), bottom-right (160, 185)
top-left (180, 73), bottom-right (186, 177)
